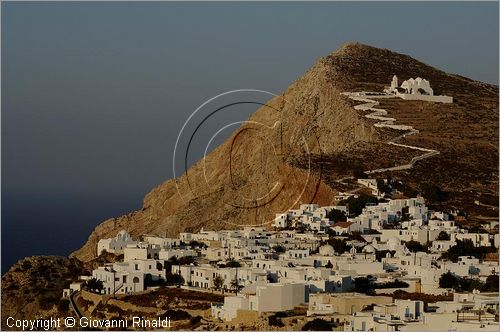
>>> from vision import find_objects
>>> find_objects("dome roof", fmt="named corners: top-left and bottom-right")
top-left (394, 250), bottom-right (407, 258)
top-left (319, 245), bottom-right (335, 256)
top-left (387, 237), bottom-right (401, 250)
top-left (362, 244), bottom-right (376, 253)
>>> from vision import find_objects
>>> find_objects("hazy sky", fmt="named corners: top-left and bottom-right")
top-left (2, 2), bottom-right (498, 271)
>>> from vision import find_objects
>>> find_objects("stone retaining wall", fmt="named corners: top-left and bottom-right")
top-left (106, 298), bottom-right (160, 314)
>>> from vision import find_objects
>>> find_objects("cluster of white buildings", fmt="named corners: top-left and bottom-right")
top-left (383, 75), bottom-right (453, 103)
top-left (66, 178), bottom-right (498, 330)
top-left (66, 232), bottom-right (196, 295)
top-left (274, 203), bottom-right (349, 232)
top-left (340, 291), bottom-right (499, 331)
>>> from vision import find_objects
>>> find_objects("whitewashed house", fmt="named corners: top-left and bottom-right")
top-left (91, 258), bottom-right (166, 295)
top-left (451, 233), bottom-right (491, 247)
top-left (357, 178), bottom-right (380, 196)
top-left (431, 240), bottom-right (456, 252)
top-left (330, 221), bottom-right (363, 235)
top-left (124, 242), bottom-right (160, 261)
top-left (284, 249), bottom-right (310, 260)
top-left (274, 213), bottom-right (289, 228)
top-left (307, 293), bottom-right (393, 316)
top-left (143, 235), bottom-right (180, 249)
top-left (212, 282), bottom-right (306, 321)
top-left (158, 248), bottom-right (197, 260)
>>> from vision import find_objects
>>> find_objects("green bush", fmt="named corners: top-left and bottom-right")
top-left (302, 318), bottom-right (332, 331)
top-left (376, 279), bottom-right (409, 289)
top-left (273, 245), bottom-right (286, 253)
top-left (160, 309), bottom-right (191, 321)
top-left (441, 240), bottom-right (496, 262)
top-left (421, 183), bottom-right (448, 203)
top-left (178, 256), bottom-right (196, 265)
top-left (404, 240), bottom-right (428, 253)
top-left (39, 293), bottom-right (58, 310)
top-left (324, 238), bottom-right (349, 254)
top-left (485, 275), bottom-right (499, 292)
top-left (165, 273), bottom-right (184, 286)
top-left (341, 194), bottom-right (378, 217)
top-left (269, 314), bottom-right (285, 327)
top-left (437, 231), bottom-right (450, 241)
top-left (327, 209), bottom-right (347, 222)
top-left (190, 316), bottom-right (202, 325)
top-left (439, 272), bottom-right (498, 292)
top-left (354, 277), bottom-right (408, 293)
top-left (225, 260), bottom-right (241, 268)
top-left (57, 299), bottom-right (70, 313)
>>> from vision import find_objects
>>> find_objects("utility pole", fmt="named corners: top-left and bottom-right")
top-left (234, 267), bottom-right (239, 295)
top-left (189, 264), bottom-right (192, 287)
top-left (112, 268), bottom-right (116, 298)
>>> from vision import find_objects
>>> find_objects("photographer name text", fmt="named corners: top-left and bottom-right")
top-left (6, 316), bottom-right (171, 330)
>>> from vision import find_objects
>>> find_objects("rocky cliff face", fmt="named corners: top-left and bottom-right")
top-left (71, 43), bottom-right (381, 262)
top-left (71, 42), bottom-right (498, 262)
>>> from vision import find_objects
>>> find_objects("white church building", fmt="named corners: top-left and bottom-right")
top-left (97, 230), bottom-right (137, 255)
top-left (384, 75), bottom-right (453, 103)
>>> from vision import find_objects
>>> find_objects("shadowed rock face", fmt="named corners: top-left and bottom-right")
top-left (70, 42), bottom-right (498, 262)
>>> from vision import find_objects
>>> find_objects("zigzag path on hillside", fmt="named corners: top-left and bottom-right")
top-left (341, 92), bottom-right (440, 174)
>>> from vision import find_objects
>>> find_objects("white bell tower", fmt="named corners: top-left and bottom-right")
top-left (391, 75), bottom-right (398, 90)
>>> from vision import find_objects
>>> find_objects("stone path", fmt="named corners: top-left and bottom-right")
top-left (69, 291), bottom-right (84, 319)
top-left (341, 92), bottom-right (439, 174)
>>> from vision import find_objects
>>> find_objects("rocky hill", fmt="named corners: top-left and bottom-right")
top-left (1, 256), bottom-right (86, 329)
top-left (70, 42), bottom-right (498, 262)
top-left (316, 43), bottom-right (498, 223)
top-left (1, 252), bottom-right (129, 329)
